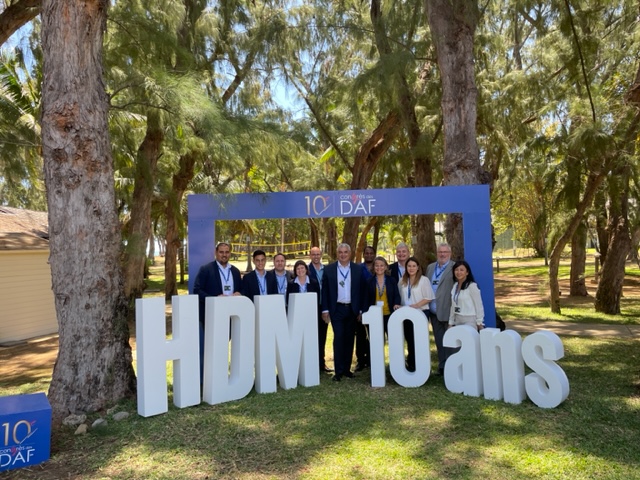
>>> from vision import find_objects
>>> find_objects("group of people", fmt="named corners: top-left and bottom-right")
top-left (193, 241), bottom-right (485, 383)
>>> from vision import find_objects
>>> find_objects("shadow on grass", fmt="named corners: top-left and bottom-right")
top-left (5, 336), bottom-right (640, 480)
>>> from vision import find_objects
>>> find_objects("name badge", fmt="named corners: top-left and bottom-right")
top-left (224, 285), bottom-right (231, 292)
top-left (454, 307), bottom-right (460, 313)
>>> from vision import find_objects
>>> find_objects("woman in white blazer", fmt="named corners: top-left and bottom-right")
top-left (448, 260), bottom-right (484, 331)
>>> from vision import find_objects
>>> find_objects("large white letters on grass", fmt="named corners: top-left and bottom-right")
top-left (362, 306), bottom-right (431, 387)
top-left (444, 325), bottom-right (484, 396)
top-left (443, 325), bottom-right (569, 408)
top-left (255, 294), bottom-right (319, 393)
top-left (480, 328), bottom-right (526, 404)
top-left (136, 296), bottom-right (200, 417)
top-left (522, 330), bottom-right (570, 408)
top-left (203, 296), bottom-right (255, 405)
top-left (136, 296), bottom-right (569, 416)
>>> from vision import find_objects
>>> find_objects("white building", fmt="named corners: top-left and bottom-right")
top-left (0, 206), bottom-right (57, 345)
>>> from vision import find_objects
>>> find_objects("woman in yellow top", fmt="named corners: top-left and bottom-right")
top-left (364, 256), bottom-right (402, 340)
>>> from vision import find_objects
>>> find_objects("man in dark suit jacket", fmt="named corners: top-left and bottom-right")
top-left (425, 243), bottom-right (454, 375)
top-left (241, 249), bottom-right (277, 301)
top-left (389, 242), bottom-right (410, 282)
top-left (354, 246), bottom-right (375, 370)
top-left (266, 252), bottom-right (293, 297)
top-left (321, 243), bottom-right (366, 382)
top-left (193, 242), bottom-right (242, 380)
top-left (193, 242), bottom-right (243, 325)
top-left (308, 246), bottom-right (332, 373)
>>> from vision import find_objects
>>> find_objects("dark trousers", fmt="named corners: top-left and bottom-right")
top-left (318, 314), bottom-right (329, 369)
top-left (429, 312), bottom-right (451, 371)
top-left (331, 304), bottom-right (357, 376)
top-left (355, 322), bottom-right (370, 367)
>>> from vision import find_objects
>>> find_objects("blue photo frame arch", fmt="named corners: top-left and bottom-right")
top-left (187, 185), bottom-right (496, 326)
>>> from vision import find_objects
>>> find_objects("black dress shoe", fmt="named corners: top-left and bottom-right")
top-left (355, 363), bottom-right (368, 372)
top-left (332, 374), bottom-right (342, 382)
top-left (344, 371), bottom-right (355, 379)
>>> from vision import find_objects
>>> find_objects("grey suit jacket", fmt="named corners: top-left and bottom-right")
top-left (426, 261), bottom-right (454, 322)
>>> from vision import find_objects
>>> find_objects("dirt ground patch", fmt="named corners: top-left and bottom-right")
top-left (0, 326), bottom-right (139, 390)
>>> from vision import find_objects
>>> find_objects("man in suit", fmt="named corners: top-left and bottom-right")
top-left (308, 246), bottom-right (332, 373)
top-left (193, 242), bottom-right (243, 379)
top-left (389, 242), bottom-right (410, 281)
top-left (355, 245), bottom-right (376, 370)
top-left (193, 242), bottom-right (243, 325)
top-left (426, 243), bottom-right (454, 375)
top-left (266, 252), bottom-right (293, 297)
top-left (321, 243), bottom-right (366, 382)
top-left (241, 249), bottom-right (277, 301)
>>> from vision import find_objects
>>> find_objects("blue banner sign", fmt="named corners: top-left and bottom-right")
top-left (188, 185), bottom-right (496, 326)
top-left (0, 392), bottom-right (51, 472)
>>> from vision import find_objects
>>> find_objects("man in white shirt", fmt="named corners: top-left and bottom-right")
top-left (321, 243), bottom-right (366, 382)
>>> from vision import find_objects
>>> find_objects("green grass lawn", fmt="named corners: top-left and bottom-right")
top-left (3, 336), bottom-right (640, 479)
top-left (2, 256), bottom-right (640, 479)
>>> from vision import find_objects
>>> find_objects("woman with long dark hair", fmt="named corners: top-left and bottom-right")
top-left (448, 260), bottom-right (484, 331)
top-left (398, 256), bottom-right (435, 371)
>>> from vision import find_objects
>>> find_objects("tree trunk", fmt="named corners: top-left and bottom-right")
top-left (342, 111), bottom-right (401, 250)
top-left (41, 0), bottom-right (135, 423)
top-left (629, 226), bottom-right (640, 265)
top-left (548, 171), bottom-right (606, 313)
top-left (371, 0), bottom-right (436, 267)
top-left (165, 151), bottom-right (197, 300)
top-left (569, 220), bottom-right (588, 296)
top-left (355, 216), bottom-right (378, 262)
top-left (123, 110), bottom-right (163, 300)
top-left (595, 166), bottom-right (631, 314)
top-left (308, 218), bottom-right (320, 248)
top-left (594, 186), bottom-right (608, 260)
top-left (148, 228), bottom-right (156, 266)
top-left (179, 241), bottom-right (186, 285)
top-left (372, 220), bottom-right (380, 252)
top-left (0, 0), bottom-right (41, 47)
top-left (426, 0), bottom-right (485, 257)
top-left (325, 218), bottom-right (337, 261)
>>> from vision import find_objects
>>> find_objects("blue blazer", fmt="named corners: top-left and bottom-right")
top-left (193, 261), bottom-right (242, 324)
top-left (241, 270), bottom-right (277, 301)
top-left (321, 261), bottom-right (365, 317)
top-left (308, 262), bottom-right (324, 287)
top-left (364, 274), bottom-right (402, 313)
top-left (266, 269), bottom-right (293, 295)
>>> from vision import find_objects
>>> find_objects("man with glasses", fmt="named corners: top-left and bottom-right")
top-left (426, 243), bottom-right (454, 375)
